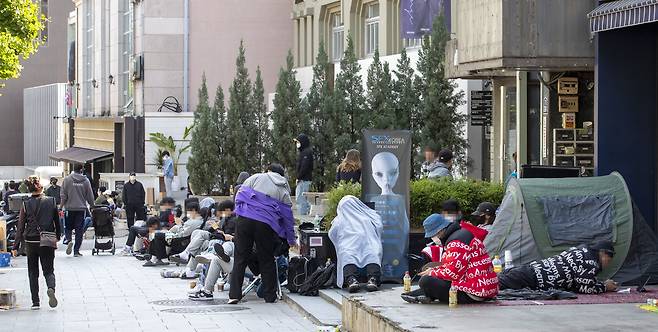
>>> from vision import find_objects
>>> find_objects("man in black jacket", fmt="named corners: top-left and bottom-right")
top-left (121, 172), bottom-right (146, 228)
top-left (294, 134), bottom-right (313, 215)
top-left (498, 241), bottom-right (618, 294)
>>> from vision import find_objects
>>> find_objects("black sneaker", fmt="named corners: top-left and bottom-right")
top-left (74, 252), bottom-right (83, 257)
top-left (401, 294), bottom-right (434, 304)
top-left (347, 277), bottom-right (360, 293)
top-left (168, 254), bottom-right (188, 264)
top-left (47, 288), bottom-right (58, 308)
top-left (366, 277), bottom-right (379, 292)
top-left (189, 290), bottom-right (214, 301)
top-left (143, 260), bottom-right (156, 267)
top-left (31, 303), bottom-right (40, 310)
top-left (213, 243), bottom-right (231, 263)
top-left (66, 242), bottom-right (73, 255)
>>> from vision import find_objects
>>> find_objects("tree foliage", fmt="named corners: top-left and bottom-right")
top-left (212, 83), bottom-right (229, 192)
top-left (187, 74), bottom-right (222, 195)
top-left (271, 50), bottom-right (308, 179)
top-left (0, 0), bottom-right (45, 82)
top-left (393, 48), bottom-right (422, 176)
top-left (416, 15), bottom-right (467, 171)
top-left (366, 49), bottom-right (395, 129)
top-left (252, 66), bottom-right (271, 168)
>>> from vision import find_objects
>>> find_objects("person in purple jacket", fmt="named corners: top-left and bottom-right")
top-left (228, 163), bottom-right (297, 304)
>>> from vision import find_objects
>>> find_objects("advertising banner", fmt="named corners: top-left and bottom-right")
top-left (362, 130), bottom-right (411, 281)
top-left (400, 0), bottom-right (451, 39)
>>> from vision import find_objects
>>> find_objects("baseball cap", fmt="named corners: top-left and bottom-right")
top-left (472, 202), bottom-right (496, 216)
top-left (438, 149), bottom-right (453, 162)
top-left (129, 172), bottom-right (136, 176)
top-left (423, 214), bottom-right (452, 238)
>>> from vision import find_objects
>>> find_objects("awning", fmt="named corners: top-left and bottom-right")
top-left (49, 147), bottom-right (113, 164)
top-left (588, 0), bottom-right (658, 34)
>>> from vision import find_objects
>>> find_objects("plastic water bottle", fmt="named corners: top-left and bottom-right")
top-left (403, 271), bottom-right (412, 293)
top-left (504, 250), bottom-right (514, 270)
top-left (492, 255), bottom-right (503, 273)
top-left (449, 285), bottom-right (458, 308)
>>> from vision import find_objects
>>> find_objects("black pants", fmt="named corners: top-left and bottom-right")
top-left (125, 226), bottom-right (149, 247)
top-left (125, 204), bottom-right (146, 229)
top-left (497, 266), bottom-right (538, 290)
top-left (25, 242), bottom-right (56, 305)
top-left (418, 276), bottom-right (479, 304)
top-left (65, 210), bottom-right (85, 253)
top-left (230, 216), bottom-right (278, 302)
top-left (148, 233), bottom-right (189, 259)
top-left (344, 263), bottom-right (381, 285)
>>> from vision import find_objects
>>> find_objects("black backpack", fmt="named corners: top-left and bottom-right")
top-left (298, 263), bottom-right (337, 296)
top-left (287, 256), bottom-right (315, 293)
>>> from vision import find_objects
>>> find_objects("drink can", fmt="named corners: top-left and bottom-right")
top-left (448, 288), bottom-right (458, 308)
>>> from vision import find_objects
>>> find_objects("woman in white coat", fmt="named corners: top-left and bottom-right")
top-left (329, 195), bottom-right (383, 293)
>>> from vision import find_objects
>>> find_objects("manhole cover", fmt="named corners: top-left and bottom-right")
top-left (150, 299), bottom-right (229, 306)
top-left (161, 306), bottom-right (249, 313)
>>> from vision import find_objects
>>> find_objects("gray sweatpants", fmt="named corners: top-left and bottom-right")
top-left (185, 229), bottom-right (212, 271)
top-left (204, 242), bottom-right (235, 293)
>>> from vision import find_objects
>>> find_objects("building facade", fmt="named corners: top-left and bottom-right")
top-left (0, 0), bottom-right (73, 167)
top-left (291, 0), bottom-right (488, 179)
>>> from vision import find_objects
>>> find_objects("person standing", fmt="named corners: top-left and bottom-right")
top-left (162, 151), bottom-right (175, 197)
top-left (122, 173), bottom-right (146, 229)
top-left (3, 181), bottom-right (18, 213)
top-left (427, 149), bottom-right (454, 179)
top-left (44, 178), bottom-right (62, 206)
top-left (229, 164), bottom-right (297, 304)
top-left (61, 163), bottom-right (95, 257)
top-left (12, 176), bottom-right (60, 309)
top-left (294, 134), bottom-right (313, 215)
top-left (335, 149), bottom-right (362, 183)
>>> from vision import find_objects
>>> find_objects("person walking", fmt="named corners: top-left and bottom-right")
top-left (335, 149), bottom-right (362, 183)
top-left (162, 151), bottom-right (175, 197)
top-left (12, 175), bottom-right (60, 309)
top-left (44, 178), bottom-right (62, 206)
top-left (229, 164), bottom-right (297, 304)
top-left (122, 173), bottom-right (146, 229)
top-left (294, 134), bottom-right (313, 215)
top-left (61, 163), bottom-right (95, 257)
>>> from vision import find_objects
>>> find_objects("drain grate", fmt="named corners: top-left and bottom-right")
top-left (161, 306), bottom-right (249, 313)
top-left (150, 299), bottom-right (229, 306)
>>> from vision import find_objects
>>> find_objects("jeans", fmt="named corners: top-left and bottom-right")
top-left (204, 242), bottom-right (235, 292)
top-left (229, 216), bottom-right (278, 302)
top-left (149, 232), bottom-right (189, 259)
top-left (498, 265), bottom-right (538, 290)
top-left (125, 204), bottom-right (146, 229)
top-left (164, 176), bottom-right (174, 197)
top-left (295, 180), bottom-right (311, 215)
top-left (418, 276), bottom-right (479, 304)
top-left (65, 210), bottom-right (85, 253)
top-left (125, 225), bottom-right (149, 247)
top-left (25, 242), bottom-right (56, 305)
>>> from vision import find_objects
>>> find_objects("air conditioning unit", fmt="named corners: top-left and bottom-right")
top-left (131, 55), bottom-right (143, 81)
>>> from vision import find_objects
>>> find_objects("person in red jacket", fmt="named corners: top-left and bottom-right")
top-left (402, 216), bottom-right (498, 304)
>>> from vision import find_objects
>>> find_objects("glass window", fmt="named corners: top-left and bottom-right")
top-left (403, 38), bottom-right (422, 49)
top-left (331, 12), bottom-right (344, 62)
top-left (40, 0), bottom-right (49, 45)
top-left (120, 0), bottom-right (133, 116)
top-left (83, 0), bottom-right (94, 117)
top-left (364, 3), bottom-right (379, 56)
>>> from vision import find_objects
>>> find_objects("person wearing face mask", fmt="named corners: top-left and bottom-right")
top-left (440, 199), bottom-right (462, 223)
top-left (145, 201), bottom-right (203, 266)
top-left (119, 197), bottom-right (176, 256)
top-left (162, 150), bottom-right (175, 197)
top-left (294, 134), bottom-right (314, 215)
top-left (122, 172), bottom-right (146, 229)
top-left (401, 213), bottom-right (498, 304)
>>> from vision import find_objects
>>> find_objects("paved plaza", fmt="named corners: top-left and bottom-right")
top-left (0, 239), bottom-right (317, 332)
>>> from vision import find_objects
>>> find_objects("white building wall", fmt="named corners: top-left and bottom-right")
top-left (23, 83), bottom-right (68, 168)
top-left (143, 112), bottom-right (194, 186)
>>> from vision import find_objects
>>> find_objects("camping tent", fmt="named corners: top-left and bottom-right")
top-left (485, 172), bottom-right (658, 284)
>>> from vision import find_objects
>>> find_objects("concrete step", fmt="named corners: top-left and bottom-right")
top-left (319, 288), bottom-right (344, 309)
top-left (283, 291), bottom-right (342, 327)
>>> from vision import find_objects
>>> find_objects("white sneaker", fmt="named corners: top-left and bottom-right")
top-left (195, 253), bottom-right (214, 265)
top-left (119, 247), bottom-right (133, 256)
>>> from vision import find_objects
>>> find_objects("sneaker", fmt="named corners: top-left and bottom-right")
top-left (135, 254), bottom-right (151, 261)
top-left (154, 259), bottom-right (169, 266)
top-left (168, 254), bottom-right (188, 265)
top-left (401, 294), bottom-right (433, 304)
top-left (227, 298), bottom-right (240, 305)
top-left (119, 247), bottom-right (133, 256)
top-left (347, 277), bottom-right (360, 293)
top-left (74, 252), bottom-right (83, 257)
top-left (143, 260), bottom-right (156, 267)
top-left (213, 243), bottom-right (231, 263)
top-left (47, 288), bottom-right (58, 308)
top-left (31, 303), bottom-right (40, 310)
top-left (180, 270), bottom-right (197, 279)
top-left (66, 242), bottom-right (73, 255)
top-left (189, 290), bottom-right (213, 301)
top-left (366, 278), bottom-right (379, 292)
top-left (195, 253), bottom-right (213, 265)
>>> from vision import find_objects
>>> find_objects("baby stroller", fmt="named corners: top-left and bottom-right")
top-left (91, 205), bottom-right (116, 255)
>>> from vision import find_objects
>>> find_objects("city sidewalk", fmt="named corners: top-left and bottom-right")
top-left (0, 239), bottom-right (316, 332)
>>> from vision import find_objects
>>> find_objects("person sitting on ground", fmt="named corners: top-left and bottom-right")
top-left (95, 186), bottom-right (109, 206)
top-left (498, 241), bottom-right (618, 294)
top-left (440, 199), bottom-right (462, 223)
top-left (120, 197), bottom-right (176, 256)
top-left (402, 214), bottom-right (498, 304)
top-left (336, 149), bottom-right (362, 183)
top-left (472, 202), bottom-right (497, 232)
top-left (329, 195), bottom-right (383, 293)
top-left (144, 201), bottom-right (203, 266)
top-left (417, 200), bottom-right (463, 266)
top-left (170, 200), bottom-right (238, 279)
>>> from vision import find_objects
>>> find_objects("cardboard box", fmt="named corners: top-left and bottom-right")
top-left (559, 96), bottom-right (579, 113)
top-left (562, 113), bottom-right (576, 129)
top-left (558, 77), bottom-right (579, 94)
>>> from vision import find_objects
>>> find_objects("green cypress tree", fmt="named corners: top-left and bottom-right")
top-left (226, 40), bottom-right (258, 181)
top-left (366, 49), bottom-right (395, 129)
top-left (213, 83), bottom-right (229, 192)
top-left (187, 74), bottom-right (221, 195)
top-left (306, 41), bottom-right (337, 191)
top-left (271, 50), bottom-right (308, 179)
top-left (416, 15), bottom-right (467, 170)
top-left (252, 66), bottom-right (271, 168)
top-left (334, 34), bottom-right (367, 156)
top-left (393, 48), bottom-right (422, 176)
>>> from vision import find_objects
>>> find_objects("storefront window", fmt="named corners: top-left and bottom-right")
top-left (364, 3), bottom-right (379, 56)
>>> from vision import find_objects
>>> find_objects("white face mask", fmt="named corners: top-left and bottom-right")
top-left (129, 176), bottom-right (136, 182)
top-left (296, 142), bottom-right (301, 149)
top-left (431, 235), bottom-right (442, 246)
